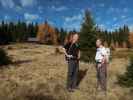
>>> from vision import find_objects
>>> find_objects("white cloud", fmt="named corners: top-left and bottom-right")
top-left (63, 14), bottom-right (83, 31)
top-left (123, 8), bottom-right (129, 13)
top-left (4, 15), bottom-right (10, 20)
top-left (99, 24), bottom-right (106, 30)
top-left (108, 7), bottom-right (130, 14)
top-left (48, 20), bottom-right (55, 26)
top-left (129, 25), bottom-right (133, 32)
top-left (20, 0), bottom-right (36, 7)
top-left (95, 17), bottom-right (101, 22)
top-left (24, 13), bottom-right (39, 21)
top-left (65, 14), bottom-right (83, 22)
top-left (0, 0), bottom-right (14, 8)
top-left (99, 3), bottom-right (105, 7)
top-left (15, 6), bottom-right (23, 12)
top-left (38, 6), bottom-right (43, 13)
top-left (50, 6), bottom-right (68, 11)
top-left (123, 17), bottom-right (132, 23)
top-left (63, 21), bottom-right (81, 31)
top-left (106, 21), bottom-right (111, 25)
top-left (113, 23), bottom-right (119, 27)
top-left (80, 9), bottom-right (84, 14)
top-left (121, 15), bottom-right (126, 19)
top-left (113, 17), bottom-right (118, 21)
top-left (109, 7), bottom-right (115, 12)
top-left (108, 7), bottom-right (121, 13)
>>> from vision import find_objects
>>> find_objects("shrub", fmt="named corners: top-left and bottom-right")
top-left (0, 48), bottom-right (12, 66)
top-left (118, 56), bottom-right (133, 87)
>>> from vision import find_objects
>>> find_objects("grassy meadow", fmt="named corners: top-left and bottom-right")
top-left (0, 43), bottom-right (132, 100)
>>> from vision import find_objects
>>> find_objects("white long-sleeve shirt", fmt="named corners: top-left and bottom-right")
top-left (95, 46), bottom-right (107, 62)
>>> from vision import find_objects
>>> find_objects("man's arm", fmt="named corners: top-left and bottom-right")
top-left (61, 47), bottom-right (73, 58)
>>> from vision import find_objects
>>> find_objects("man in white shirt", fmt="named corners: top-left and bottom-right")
top-left (95, 39), bottom-right (107, 94)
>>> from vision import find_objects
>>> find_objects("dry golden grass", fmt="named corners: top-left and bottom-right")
top-left (0, 43), bottom-right (132, 100)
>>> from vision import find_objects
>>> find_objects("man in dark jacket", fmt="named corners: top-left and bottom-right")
top-left (64, 33), bottom-right (80, 92)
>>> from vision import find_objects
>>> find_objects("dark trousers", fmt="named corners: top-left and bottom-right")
top-left (96, 62), bottom-right (107, 91)
top-left (67, 60), bottom-right (79, 89)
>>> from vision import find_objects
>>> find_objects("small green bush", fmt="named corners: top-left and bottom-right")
top-left (118, 56), bottom-right (133, 87)
top-left (0, 48), bottom-right (12, 66)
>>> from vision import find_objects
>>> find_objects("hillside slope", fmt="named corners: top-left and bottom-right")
top-left (0, 43), bottom-right (132, 100)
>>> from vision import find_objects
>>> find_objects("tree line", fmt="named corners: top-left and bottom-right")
top-left (0, 11), bottom-right (131, 49)
top-left (0, 21), bottom-right (38, 45)
top-left (0, 20), bottom-right (69, 45)
top-left (97, 25), bottom-right (130, 48)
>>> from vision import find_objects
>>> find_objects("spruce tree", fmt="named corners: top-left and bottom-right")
top-left (118, 56), bottom-right (133, 87)
top-left (79, 10), bottom-right (96, 62)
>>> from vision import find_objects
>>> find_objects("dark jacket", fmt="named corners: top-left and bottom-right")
top-left (64, 43), bottom-right (80, 60)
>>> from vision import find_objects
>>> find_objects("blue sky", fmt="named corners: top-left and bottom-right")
top-left (0, 0), bottom-right (133, 31)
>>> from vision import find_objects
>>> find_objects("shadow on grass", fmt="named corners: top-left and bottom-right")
top-left (27, 94), bottom-right (56, 100)
top-left (77, 69), bottom-right (88, 86)
top-left (13, 59), bottom-right (33, 65)
top-left (0, 59), bottom-right (33, 69)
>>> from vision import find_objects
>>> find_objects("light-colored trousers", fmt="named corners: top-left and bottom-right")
top-left (96, 62), bottom-right (107, 91)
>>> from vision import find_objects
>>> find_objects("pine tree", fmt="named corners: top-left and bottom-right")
top-left (123, 25), bottom-right (130, 48)
top-left (129, 32), bottom-right (133, 48)
top-left (59, 28), bottom-right (67, 45)
top-left (118, 56), bottom-right (133, 87)
top-left (79, 10), bottom-right (96, 62)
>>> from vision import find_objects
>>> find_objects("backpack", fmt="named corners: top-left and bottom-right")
top-left (105, 48), bottom-right (111, 63)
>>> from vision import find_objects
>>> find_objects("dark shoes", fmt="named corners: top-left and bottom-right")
top-left (68, 88), bottom-right (75, 92)
top-left (75, 87), bottom-right (80, 90)
top-left (67, 86), bottom-right (79, 92)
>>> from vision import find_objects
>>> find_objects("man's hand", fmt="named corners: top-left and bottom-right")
top-left (61, 47), bottom-right (66, 53)
top-left (101, 56), bottom-right (106, 64)
top-left (66, 55), bottom-right (73, 58)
